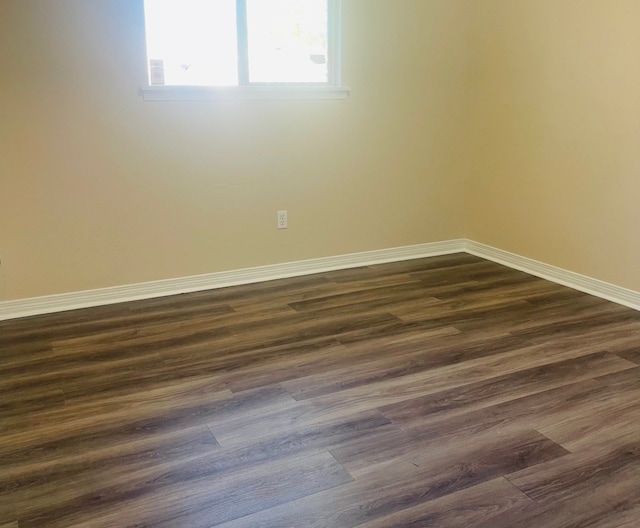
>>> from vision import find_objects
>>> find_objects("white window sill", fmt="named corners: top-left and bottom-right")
top-left (140, 85), bottom-right (351, 102)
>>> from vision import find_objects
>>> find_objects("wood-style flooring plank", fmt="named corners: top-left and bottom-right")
top-left (389, 379), bottom-right (600, 448)
top-left (508, 442), bottom-right (640, 506)
top-left (281, 332), bottom-right (633, 402)
top-left (490, 443), bottom-right (640, 528)
top-left (280, 335), bottom-right (633, 412)
top-left (353, 477), bottom-right (534, 528)
top-left (19, 451), bottom-right (352, 528)
top-left (222, 326), bottom-right (460, 393)
top-left (378, 352), bottom-right (636, 429)
top-left (536, 400), bottom-right (640, 452)
top-left (617, 347), bottom-right (640, 364)
top-left (2, 253), bottom-right (640, 527)
top-left (0, 426), bottom-right (219, 524)
top-left (515, 367), bottom-right (640, 453)
top-left (0, 385), bottom-right (291, 464)
top-left (218, 428), bottom-right (567, 528)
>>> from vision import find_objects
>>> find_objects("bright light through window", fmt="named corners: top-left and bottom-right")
top-left (247, 0), bottom-right (328, 83)
top-left (143, 0), bottom-right (336, 87)
top-left (144, 0), bottom-right (238, 87)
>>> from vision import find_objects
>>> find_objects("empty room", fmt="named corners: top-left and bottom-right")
top-left (2, 0), bottom-right (640, 526)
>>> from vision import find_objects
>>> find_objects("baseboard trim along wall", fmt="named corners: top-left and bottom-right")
top-left (0, 239), bottom-right (466, 321)
top-left (2, 238), bottom-right (640, 321)
top-left (466, 240), bottom-right (640, 312)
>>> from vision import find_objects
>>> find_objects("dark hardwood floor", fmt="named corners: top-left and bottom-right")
top-left (2, 253), bottom-right (640, 527)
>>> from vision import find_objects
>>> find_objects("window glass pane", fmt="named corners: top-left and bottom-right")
top-left (144, 0), bottom-right (238, 86)
top-left (246, 0), bottom-right (329, 83)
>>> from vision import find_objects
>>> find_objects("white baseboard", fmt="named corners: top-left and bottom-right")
top-left (466, 240), bottom-right (640, 312)
top-left (0, 239), bottom-right (466, 321)
top-left (3, 238), bottom-right (640, 321)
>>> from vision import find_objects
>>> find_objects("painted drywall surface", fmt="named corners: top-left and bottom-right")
top-left (0, 0), bottom-right (469, 301)
top-left (465, 0), bottom-right (640, 291)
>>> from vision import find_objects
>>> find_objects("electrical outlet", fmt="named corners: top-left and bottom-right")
top-left (277, 210), bottom-right (288, 229)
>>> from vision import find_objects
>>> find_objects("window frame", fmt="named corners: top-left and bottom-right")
top-left (140, 0), bottom-right (349, 101)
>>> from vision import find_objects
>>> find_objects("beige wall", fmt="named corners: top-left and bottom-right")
top-left (465, 0), bottom-right (640, 291)
top-left (0, 0), bottom-right (470, 301)
top-left (4, 1), bottom-right (640, 303)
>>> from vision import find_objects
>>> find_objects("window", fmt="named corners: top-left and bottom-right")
top-left (141, 0), bottom-right (348, 100)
